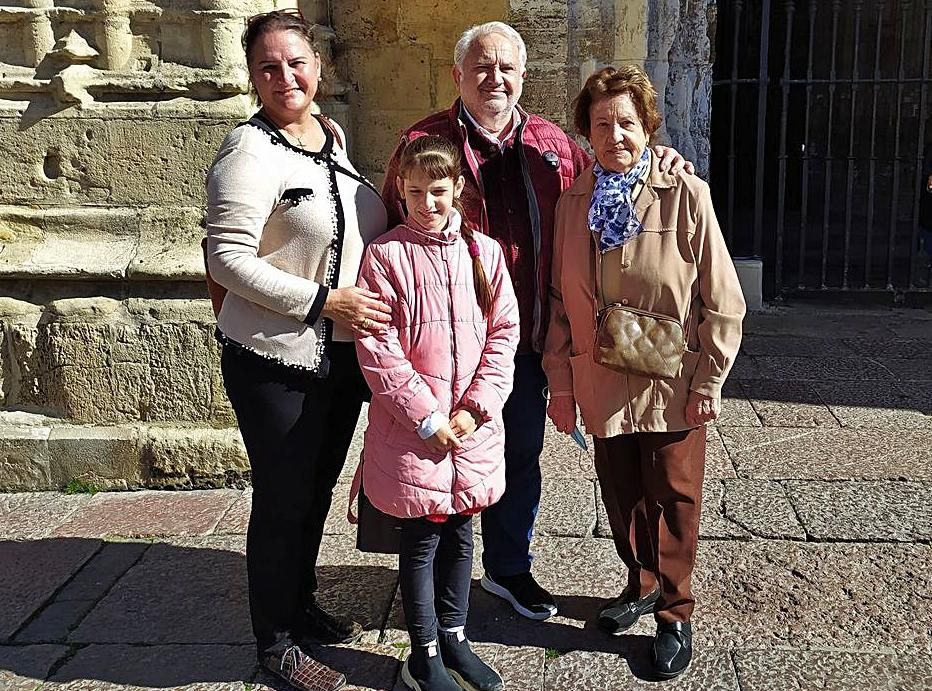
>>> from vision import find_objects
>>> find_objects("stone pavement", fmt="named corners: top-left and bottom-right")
top-left (1, 305), bottom-right (931, 691)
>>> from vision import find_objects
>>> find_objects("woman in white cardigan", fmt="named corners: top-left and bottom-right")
top-left (204, 10), bottom-right (388, 691)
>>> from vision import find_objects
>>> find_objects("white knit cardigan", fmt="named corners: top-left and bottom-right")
top-left (205, 115), bottom-right (387, 372)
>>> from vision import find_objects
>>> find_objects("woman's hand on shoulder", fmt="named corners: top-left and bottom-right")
top-left (685, 390), bottom-right (720, 427)
top-left (547, 395), bottom-right (578, 435)
top-left (322, 287), bottom-right (392, 336)
top-left (652, 145), bottom-right (695, 176)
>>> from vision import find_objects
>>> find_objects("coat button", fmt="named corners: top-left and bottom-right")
top-left (621, 298), bottom-right (629, 305)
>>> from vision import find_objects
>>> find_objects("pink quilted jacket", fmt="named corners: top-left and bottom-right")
top-left (352, 211), bottom-right (520, 519)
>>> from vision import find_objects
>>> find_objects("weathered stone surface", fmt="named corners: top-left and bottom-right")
top-left (722, 479), bottom-right (805, 540)
top-left (879, 357), bottom-right (932, 382)
top-left (814, 381), bottom-right (931, 429)
top-left (540, 423), bottom-right (598, 481)
top-left (537, 478), bottom-right (596, 538)
top-left (741, 335), bottom-right (856, 358)
top-left (694, 541), bottom-right (932, 651)
top-left (0, 206), bottom-right (139, 279)
top-left (733, 649), bottom-right (932, 691)
top-left (740, 380), bottom-right (839, 428)
top-left (55, 541), bottom-right (149, 602)
top-left (698, 480), bottom-right (751, 540)
top-left (47, 643), bottom-right (255, 689)
top-left (48, 425), bottom-right (141, 490)
top-left (0, 644), bottom-right (69, 691)
top-left (720, 427), bottom-right (932, 480)
top-left (128, 207), bottom-right (205, 281)
top-left (0, 537), bottom-right (100, 642)
top-left (706, 426), bottom-right (736, 478)
top-left (718, 381), bottom-right (761, 427)
top-left (214, 482), bottom-right (356, 536)
top-left (14, 598), bottom-right (98, 643)
top-left (786, 480), bottom-right (932, 542)
top-left (69, 539), bottom-right (251, 645)
top-left (53, 490), bottom-right (239, 539)
top-left (843, 337), bottom-right (932, 358)
top-left (142, 426), bottom-right (248, 489)
top-left (0, 298), bottom-right (43, 410)
top-left (755, 356), bottom-right (890, 381)
top-left (0, 491), bottom-right (90, 539)
top-left (0, 423), bottom-right (52, 491)
top-left (544, 647), bottom-right (738, 690)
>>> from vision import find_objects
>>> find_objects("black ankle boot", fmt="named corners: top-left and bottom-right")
top-left (438, 630), bottom-right (504, 691)
top-left (402, 640), bottom-right (461, 691)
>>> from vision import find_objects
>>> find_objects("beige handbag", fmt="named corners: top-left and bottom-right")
top-left (591, 234), bottom-right (686, 379)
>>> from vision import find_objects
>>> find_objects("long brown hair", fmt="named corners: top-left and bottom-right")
top-left (397, 136), bottom-right (493, 317)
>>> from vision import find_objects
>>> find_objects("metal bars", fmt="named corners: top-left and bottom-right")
top-left (711, 0), bottom-right (932, 298)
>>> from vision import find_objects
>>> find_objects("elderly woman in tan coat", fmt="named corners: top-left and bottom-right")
top-left (543, 65), bottom-right (745, 679)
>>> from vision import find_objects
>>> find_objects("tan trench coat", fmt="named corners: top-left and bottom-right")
top-left (542, 159), bottom-right (746, 437)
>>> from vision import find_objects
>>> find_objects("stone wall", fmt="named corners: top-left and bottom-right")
top-left (0, 0), bottom-right (717, 491)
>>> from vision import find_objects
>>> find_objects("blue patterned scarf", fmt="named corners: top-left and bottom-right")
top-left (588, 149), bottom-right (652, 253)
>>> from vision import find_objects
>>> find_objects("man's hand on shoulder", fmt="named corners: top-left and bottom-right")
top-left (653, 144), bottom-right (695, 176)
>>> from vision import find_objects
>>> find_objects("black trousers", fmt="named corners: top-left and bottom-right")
top-left (398, 514), bottom-right (474, 647)
top-left (221, 341), bottom-right (367, 656)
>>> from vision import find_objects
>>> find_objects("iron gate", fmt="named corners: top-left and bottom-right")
top-left (711, 0), bottom-right (932, 300)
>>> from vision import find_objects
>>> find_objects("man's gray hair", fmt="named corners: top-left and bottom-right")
top-left (454, 21), bottom-right (527, 70)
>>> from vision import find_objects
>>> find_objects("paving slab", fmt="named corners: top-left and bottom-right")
top-left (698, 481), bottom-right (751, 540)
top-left (843, 337), bottom-right (932, 358)
top-left (754, 356), bottom-right (892, 381)
top-left (741, 335), bottom-right (856, 358)
top-left (878, 357), bottom-right (932, 382)
top-left (720, 427), bottom-right (932, 480)
top-left (14, 598), bottom-right (98, 643)
top-left (212, 488), bottom-right (250, 535)
top-left (740, 380), bottom-right (839, 428)
top-left (540, 424), bottom-right (594, 480)
top-left (53, 490), bottom-right (240, 538)
top-left (45, 644), bottom-right (254, 689)
top-left (543, 647), bottom-right (738, 690)
top-left (726, 355), bottom-right (766, 381)
top-left (69, 538), bottom-right (252, 644)
top-left (0, 537), bottom-right (100, 642)
top-left (733, 649), bottom-right (932, 691)
top-left (0, 492), bottom-right (92, 539)
top-left (706, 427), bottom-right (737, 479)
top-left (0, 644), bottom-right (69, 691)
top-left (211, 486), bottom-right (355, 537)
top-left (536, 478), bottom-right (596, 538)
top-left (722, 479), bottom-right (806, 540)
top-left (786, 480), bottom-right (932, 541)
top-left (693, 541), bottom-right (932, 652)
top-left (742, 307), bottom-right (919, 338)
top-left (718, 381), bottom-right (761, 427)
top-left (814, 381), bottom-right (932, 429)
top-left (55, 541), bottom-right (150, 601)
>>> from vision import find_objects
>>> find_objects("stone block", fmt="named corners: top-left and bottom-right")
top-left (0, 423), bottom-right (52, 491)
top-left (0, 644), bottom-right (70, 691)
top-left (128, 206), bottom-right (205, 281)
top-left (0, 492), bottom-right (91, 540)
top-left (699, 480), bottom-right (751, 540)
top-left (537, 478), bottom-right (596, 537)
top-left (718, 381), bottom-right (760, 427)
top-left (350, 108), bottom-right (428, 182)
top-left (432, 61), bottom-right (458, 110)
top-left (0, 115), bottom-right (235, 207)
top-left (694, 541), bottom-right (932, 651)
top-left (48, 643), bottom-right (255, 688)
top-left (722, 479), bottom-right (806, 540)
top-left (69, 538), bottom-right (251, 645)
top-left (733, 649), bottom-right (932, 691)
top-left (14, 599), bottom-right (98, 644)
top-left (53, 489), bottom-right (239, 539)
top-left (142, 425), bottom-right (247, 489)
top-left (213, 487), bottom-right (251, 534)
top-left (786, 480), bottom-right (932, 542)
top-left (0, 206), bottom-right (139, 279)
top-left (720, 427), bottom-right (932, 480)
top-left (814, 381), bottom-right (931, 429)
top-left (0, 538), bottom-right (100, 642)
top-left (48, 425), bottom-right (142, 490)
top-left (0, 298), bottom-right (42, 410)
top-left (740, 380), bottom-right (838, 428)
top-left (346, 45), bottom-right (433, 111)
top-left (331, 0), bottom-right (403, 45)
top-left (55, 541), bottom-right (150, 602)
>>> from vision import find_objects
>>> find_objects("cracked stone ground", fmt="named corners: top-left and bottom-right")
top-left (1, 306), bottom-right (931, 690)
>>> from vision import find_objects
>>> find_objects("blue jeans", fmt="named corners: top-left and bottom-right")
top-left (399, 514), bottom-right (474, 646)
top-left (480, 353), bottom-right (547, 578)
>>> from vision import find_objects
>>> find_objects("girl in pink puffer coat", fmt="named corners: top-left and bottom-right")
top-left (354, 136), bottom-right (518, 691)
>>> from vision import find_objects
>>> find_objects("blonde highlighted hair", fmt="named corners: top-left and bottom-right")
top-left (397, 136), bottom-right (493, 317)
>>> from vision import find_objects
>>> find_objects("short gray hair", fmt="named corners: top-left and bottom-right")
top-left (453, 22), bottom-right (527, 70)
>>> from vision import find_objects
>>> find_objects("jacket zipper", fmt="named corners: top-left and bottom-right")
top-left (442, 242), bottom-right (459, 502)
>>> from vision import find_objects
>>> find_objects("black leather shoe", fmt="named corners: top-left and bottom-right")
top-left (651, 621), bottom-right (692, 679)
top-left (597, 588), bottom-right (659, 635)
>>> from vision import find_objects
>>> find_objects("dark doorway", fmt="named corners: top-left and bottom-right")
top-left (710, 0), bottom-right (932, 301)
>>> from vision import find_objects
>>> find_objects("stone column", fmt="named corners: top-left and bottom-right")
top-left (98, 0), bottom-right (134, 71)
top-left (23, 0), bottom-right (55, 68)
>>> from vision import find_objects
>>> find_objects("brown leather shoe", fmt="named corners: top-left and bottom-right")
top-left (263, 644), bottom-right (346, 691)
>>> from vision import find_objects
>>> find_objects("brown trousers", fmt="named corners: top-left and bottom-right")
top-left (593, 427), bottom-right (706, 623)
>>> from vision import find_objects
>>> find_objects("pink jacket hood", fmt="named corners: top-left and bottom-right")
top-left (353, 210), bottom-right (520, 519)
